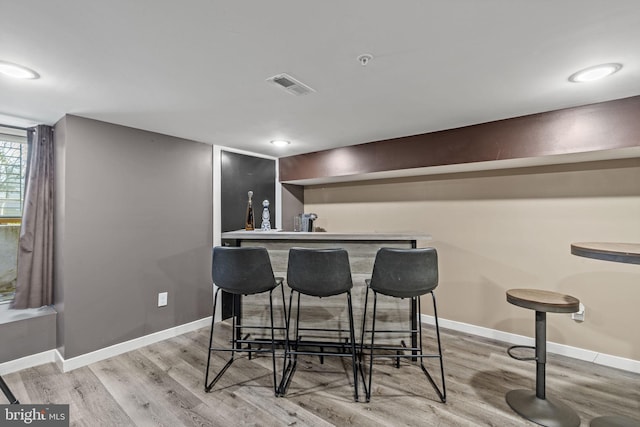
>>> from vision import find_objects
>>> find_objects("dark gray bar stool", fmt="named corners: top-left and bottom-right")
top-left (204, 246), bottom-right (285, 396)
top-left (360, 247), bottom-right (446, 403)
top-left (506, 288), bottom-right (581, 427)
top-left (279, 247), bottom-right (359, 402)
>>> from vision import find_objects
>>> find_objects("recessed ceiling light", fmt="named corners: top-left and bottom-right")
top-left (568, 63), bottom-right (622, 83)
top-left (0, 60), bottom-right (40, 79)
top-left (270, 140), bottom-right (290, 147)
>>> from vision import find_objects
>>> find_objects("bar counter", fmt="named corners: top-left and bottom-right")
top-left (221, 230), bottom-right (432, 281)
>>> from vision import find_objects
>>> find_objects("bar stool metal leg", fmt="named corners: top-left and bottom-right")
top-left (418, 293), bottom-right (446, 403)
top-left (506, 310), bottom-right (580, 427)
top-left (280, 289), bottom-right (359, 401)
top-left (268, 289), bottom-right (277, 396)
top-left (362, 288), bottom-right (445, 403)
top-left (279, 290), bottom-right (300, 395)
top-left (365, 289), bottom-right (378, 402)
top-left (1, 376), bottom-right (19, 404)
top-left (205, 288), bottom-right (235, 392)
top-left (205, 288), bottom-right (280, 396)
top-left (346, 290), bottom-right (359, 402)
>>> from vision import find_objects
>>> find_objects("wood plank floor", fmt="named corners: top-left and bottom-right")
top-left (3, 322), bottom-right (639, 426)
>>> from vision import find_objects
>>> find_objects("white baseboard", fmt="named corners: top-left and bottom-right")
top-left (421, 314), bottom-right (640, 374)
top-left (0, 317), bottom-right (212, 375)
top-left (0, 350), bottom-right (57, 375)
top-left (4, 315), bottom-right (638, 376)
top-left (58, 317), bottom-right (212, 372)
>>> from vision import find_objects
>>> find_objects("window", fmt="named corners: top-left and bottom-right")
top-left (0, 127), bottom-right (28, 303)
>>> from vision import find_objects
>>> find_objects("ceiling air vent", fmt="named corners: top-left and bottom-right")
top-left (267, 73), bottom-right (316, 96)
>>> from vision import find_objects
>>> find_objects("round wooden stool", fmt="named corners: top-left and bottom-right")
top-left (506, 289), bottom-right (581, 427)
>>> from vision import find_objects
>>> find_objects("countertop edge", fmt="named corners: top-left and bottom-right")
top-left (221, 230), bottom-right (432, 241)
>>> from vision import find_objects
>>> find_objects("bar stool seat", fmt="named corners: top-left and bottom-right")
top-left (506, 288), bottom-right (581, 427)
top-left (507, 289), bottom-right (580, 314)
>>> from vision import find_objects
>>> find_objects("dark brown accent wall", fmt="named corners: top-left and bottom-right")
top-left (279, 95), bottom-right (640, 182)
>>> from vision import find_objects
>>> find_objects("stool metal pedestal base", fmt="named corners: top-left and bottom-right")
top-left (506, 389), bottom-right (580, 427)
top-left (591, 415), bottom-right (640, 427)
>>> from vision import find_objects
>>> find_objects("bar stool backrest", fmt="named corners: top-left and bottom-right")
top-left (287, 247), bottom-right (353, 297)
top-left (369, 247), bottom-right (439, 298)
top-left (212, 246), bottom-right (277, 295)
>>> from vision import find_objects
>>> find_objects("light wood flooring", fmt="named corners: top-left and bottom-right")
top-left (3, 322), bottom-right (639, 426)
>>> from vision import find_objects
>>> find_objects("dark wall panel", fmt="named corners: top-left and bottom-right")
top-left (221, 151), bottom-right (276, 232)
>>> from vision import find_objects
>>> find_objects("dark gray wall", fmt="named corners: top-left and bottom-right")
top-left (54, 115), bottom-right (213, 359)
top-left (0, 308), bottom-right (56, 363)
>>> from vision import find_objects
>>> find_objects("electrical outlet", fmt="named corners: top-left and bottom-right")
top-left (571, 303), bottom-right (585, 322)
top-left (158, 292), bottom-right (168, 307)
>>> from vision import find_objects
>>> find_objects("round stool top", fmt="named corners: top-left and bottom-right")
top-left (506, 289), bottom-right (580, 313)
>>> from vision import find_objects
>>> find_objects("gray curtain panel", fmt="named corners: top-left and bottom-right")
top-left (11, 125), bottom-right (54, 309)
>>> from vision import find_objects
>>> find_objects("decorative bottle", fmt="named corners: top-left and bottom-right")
top-left (245, 191), bottom-right (254, 231)
top-left (261, 199), bottom-right (271, 231)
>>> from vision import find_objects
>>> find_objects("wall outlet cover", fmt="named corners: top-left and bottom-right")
top-left (158, 292), bottom-right (168, 307)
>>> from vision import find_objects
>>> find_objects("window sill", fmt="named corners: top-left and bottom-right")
top-left (0, 304), bottom-right (56, 326)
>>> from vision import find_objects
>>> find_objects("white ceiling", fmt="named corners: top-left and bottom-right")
top-left (1, 1), bottom-right (639, 158)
